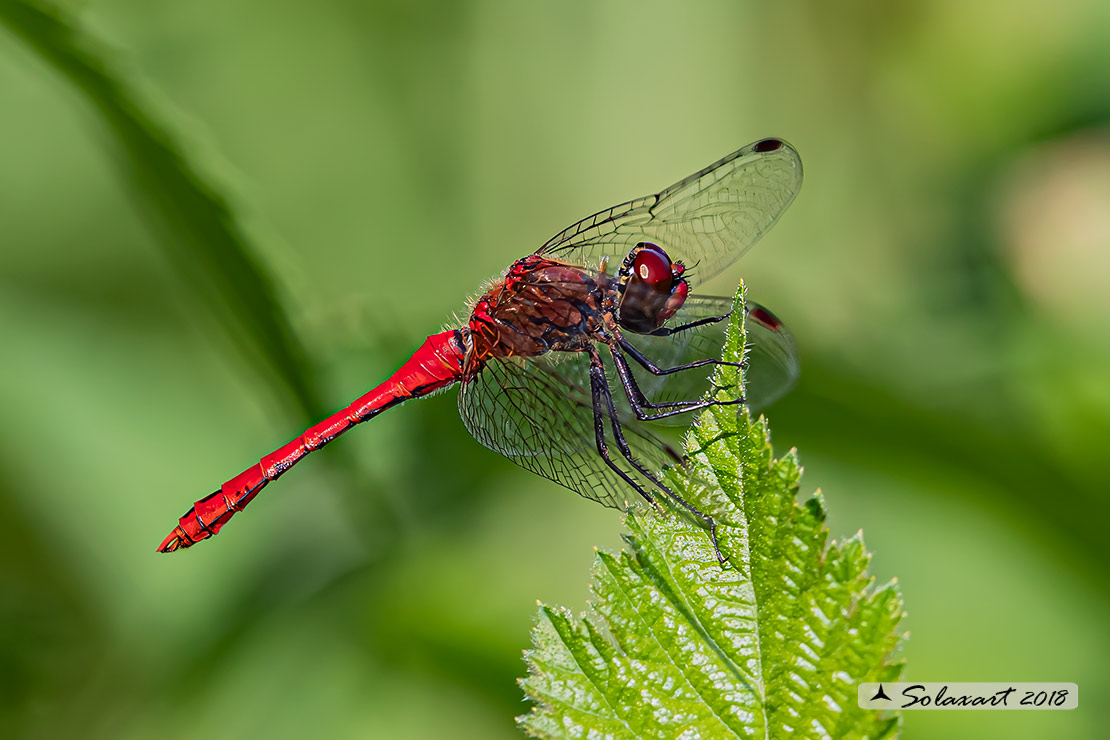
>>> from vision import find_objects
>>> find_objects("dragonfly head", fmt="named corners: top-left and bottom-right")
top-left (618, 242), bottom-right (689, 333)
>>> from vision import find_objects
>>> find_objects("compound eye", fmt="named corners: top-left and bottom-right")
top-left (658, 279), bottom-right (688, 322)
top-left (632, 243), bottom-right (672, 286)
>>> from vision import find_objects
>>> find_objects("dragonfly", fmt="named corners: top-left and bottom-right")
top-left (158, 137), bottom-right (803, 564)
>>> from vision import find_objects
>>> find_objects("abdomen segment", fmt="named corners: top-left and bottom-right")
top-left (157, 330), bottom-right (466, 552)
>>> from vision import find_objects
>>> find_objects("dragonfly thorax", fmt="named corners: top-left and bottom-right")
top-left (466, 255), bottom-right (609, 363)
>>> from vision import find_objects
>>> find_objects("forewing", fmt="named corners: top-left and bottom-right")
top-left (458, 351), bottom-right (686, 513)
top-left (622, 296), bottom-right (799, 418)
top-left (538, 139), bottom-right (802, 281)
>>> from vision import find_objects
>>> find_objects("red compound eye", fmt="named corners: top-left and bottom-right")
top-left (658, 280), bottom-right (688, 322)
top-left (632, 243), bottom-right (672, 286)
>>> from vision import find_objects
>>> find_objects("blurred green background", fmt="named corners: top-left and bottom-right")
top-left (1, 1), bottom-right (1107, 738)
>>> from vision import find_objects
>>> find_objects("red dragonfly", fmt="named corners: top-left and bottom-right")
top-left (159, 138), bottom-right (802, 563)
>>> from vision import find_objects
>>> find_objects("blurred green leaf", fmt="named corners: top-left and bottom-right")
top-left (519, 288), bottom-right (906, 739)
top-left (0, 0), bottom-right (324, 419)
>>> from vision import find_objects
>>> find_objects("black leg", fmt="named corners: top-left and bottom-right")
top-left (587, 347), bottom-right (728, 566)
top-left (648, 312), bottom-right (730, 338)
top-left (620, 338), bottom-right (743, 377)
top-left (589, 354), bottom-right (658, 510)
top-left (609, 345), bottom-right (744, 422)
top-left (612, 344), bottom-right (708, 412)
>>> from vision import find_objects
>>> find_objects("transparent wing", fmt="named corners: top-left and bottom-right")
top-left (458, 351), bottom-right (687, 512)
top-left (538, 138), bottom-right (803, 282)
top-left (622, 296), bottom-right (799, 420)
top-left (743, 301), bottom-right (800, 411)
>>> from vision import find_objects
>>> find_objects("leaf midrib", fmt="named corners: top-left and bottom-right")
top-left (600, 548), bottom-right (745, 739)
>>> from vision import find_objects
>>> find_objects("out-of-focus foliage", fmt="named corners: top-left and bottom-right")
top-left (520, 291), bottom-right (905, 739)
top-left (0, 0), bottom-right (323, 420)
top-left (0, 1), bottom-right (1106, 739)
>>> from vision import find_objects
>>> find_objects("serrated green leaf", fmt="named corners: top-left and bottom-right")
top-left (519, 286), bottom-right (906, 740)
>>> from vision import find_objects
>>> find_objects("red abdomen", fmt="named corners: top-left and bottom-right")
top-left (158, 330), bottom-right (466, 552)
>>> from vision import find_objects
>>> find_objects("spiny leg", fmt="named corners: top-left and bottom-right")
top-left (647, 312), bottom-right (730, 338)
top-left (611, 344), bottom-right (709, 413)
top-left (587, 346), bottom-right (728, 566)
top-left (609, 343), bottom-right (744, 422)
top-left (620, 338), bottom-right (743, 377)
top-left (588, 351), bottom-right (659, 510)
